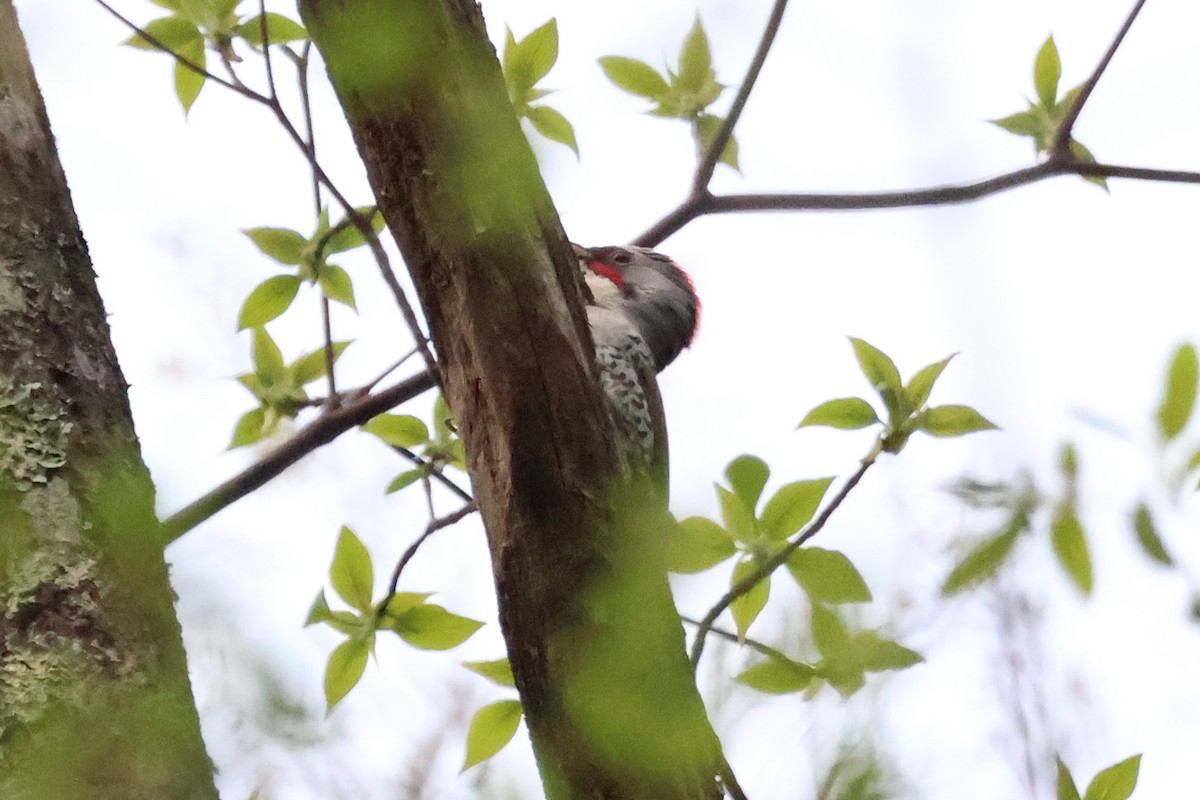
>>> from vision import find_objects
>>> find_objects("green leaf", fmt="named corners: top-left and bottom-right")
top-left (525, 105), bottom-right (578, 155)
top-left (212, 0), bottom-right (241, 23)
top-left (810, 602), bottom-right (848, 652)
top-left (759, 478), bottom-right (834, 541)
top-left (725, 455), bottom-right (770, 512)
top-left (915, 405), bottom-right (999, 437)
top-left (716, 484), bottom-right (756, 543)
top-left (362, 414), bottom-right (430, 448)
top-left (318, 264), bottom-right (356, 310)
top-left (251, 326), bottom-right (285, 383)
top-left (463, 658), bottom-right (515, 688)
top-left (227, 407), bottom-right (267, 449)
top-left (598, 56), bottom-right (669, 100)
top-left (905, 354), bottom-right (955, 410)
top-left (1132, 502), bottom-right (1172, 566)
top-left (1057, 757), bottom-right (1083, 800)
top-left (1060, 442), bottom-right (1079, 482)
top-left (677, 15), bottom-right (714, 94)
top-left (234, 12), bottom-right (308, 46)
top-left (324, 636), bottom-right (370, 711)
top-left (503, 20), bottom-right (558, 103)
top-left (730, 558), bottom-right (770, 640)
top-left (462, 700), bottom-right (523, 771)
top-left (942, 524), bottom-right (1022, 595)
top-left (385, 469), bottom-right (426, 494)
top-left (1034, 36), bottom-right (1062, 108)
top-left (1157, 343), bottom-right (1198, 441)
top-left (174, 37), bottom-right (206, 113)
top-left (666, 516), bottom-right (736, 574)
top-left (330, 526), bottom-right (374, 612)
top-left (694, 114), bottom-right (739, 170)
top-left (290, 341), bottom-right (352, 386)
top-left (848, 338), bottom-right (905, 419)
top-left (324, 207), bottom-right (384, 254)
top-left (990, 109), bottom-right (1044, 138)
top-left (386, 604), bottom-right (483, 650)
top-left (305, 589), bottom-right (333, 626)
top-left (735, 655), bottom-right (815, 694)
top-left (514, 19), bottom-right (558, 93)
top-left (1051, 504), bottom-right (1093, 596)
top-left (1082, 754), bottom-right (1141, 800)
top-left (787, 548), bottom-right (872, 604)
top-left (237, 275), bottom-right (301, 330)
top-left (1068, 138), bottom-right (1108, 190)
top-left (123, 16), bottom-right (202, 50)
top-left (798, 397), bottom-right (880, 430)
top-left (244, 226), bottom-right (307, 265)
top-left (855, 633), bottom-right (924, 672)
top-left (384, 591), bottom-right (432, 617)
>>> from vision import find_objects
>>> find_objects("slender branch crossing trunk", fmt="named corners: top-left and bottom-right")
top-left (0, 4), bottom-right (216, 797)
top-left (298, 1), bottom-right (725, 796)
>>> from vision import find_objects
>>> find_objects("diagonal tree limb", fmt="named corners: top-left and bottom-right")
top-left (691, 0), bottom-right (790, 194)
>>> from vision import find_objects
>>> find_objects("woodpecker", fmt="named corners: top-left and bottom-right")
top-left (572, 244), bottom-right (700, 491)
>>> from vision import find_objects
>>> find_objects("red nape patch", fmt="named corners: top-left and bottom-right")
top-left (588, 260), bottom-right (624, 287)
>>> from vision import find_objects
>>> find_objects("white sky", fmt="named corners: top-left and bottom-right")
top-left (16, 0), bottom-right (1200, 798)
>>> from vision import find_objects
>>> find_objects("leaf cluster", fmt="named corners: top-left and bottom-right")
top-left (799, 338), bottom-right (997, 453)
top-left (736, 603), bottom-right (922, 699)
top-left (990, 36), bottom-right (1105, 189)
top-left (941, 442), bottom-right (1098, 597)
top-left (599, 16), bottom-right (738, 170)
top-left (502, 19), bottom-right (577, 155)
top-left (239, 207), bottom-right (384, 330)
top-left (124, 0), bottom-right (308, 111)
top-left (229, 328), bottom-right (351, 448)
top-left (942, 343), bottom-right (1200, 600)
top-left (305, 527), bottom-right (484, 710)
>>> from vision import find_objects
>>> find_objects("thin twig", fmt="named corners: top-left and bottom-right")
top-left (635, 158), bottom-right (1200, 247)
top-left (394, 446), bottom-right (473, 503)
top-left (1053, 0), bottom-right (1148, 152)
top-left (362, 346), bottom-right (424, 394)
top-left (689, 443), bottom-right (880, 667)
top-left (692, 0), bottom-right (790, 194)
top-left (380, 502), bottom-right (479, 606)
top-left (282, 32), bottom-right (339, 402)
top-left (258, 0), bottom-right (278, 101)
top-left (680, 615), bottom-right (793, 665)
top-left (161, 369), bottom-right (437, 542)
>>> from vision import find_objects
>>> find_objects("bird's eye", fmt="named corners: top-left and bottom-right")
top-left (612, 251), bottom-right (632, 264)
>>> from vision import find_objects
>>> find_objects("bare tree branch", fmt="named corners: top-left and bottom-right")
top-left (1054, 0), bottom-right (1148, 152)
top-left (636, 158), bottom-right (1200, 247)
top-left (379, 502), bottom-right (479, 611)
top-left (161, 369), bottom-right (436, 542)
top-left (691, 0), bottom-right (790, 194)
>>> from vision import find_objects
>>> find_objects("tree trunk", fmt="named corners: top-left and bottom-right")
top-left (0, 4), bottom-right (216, 797)
top-left (298, 1), bottom-right (725, 797)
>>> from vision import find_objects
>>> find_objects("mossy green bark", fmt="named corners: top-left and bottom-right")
top-left (0, 3), bottom-right (216, 796)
